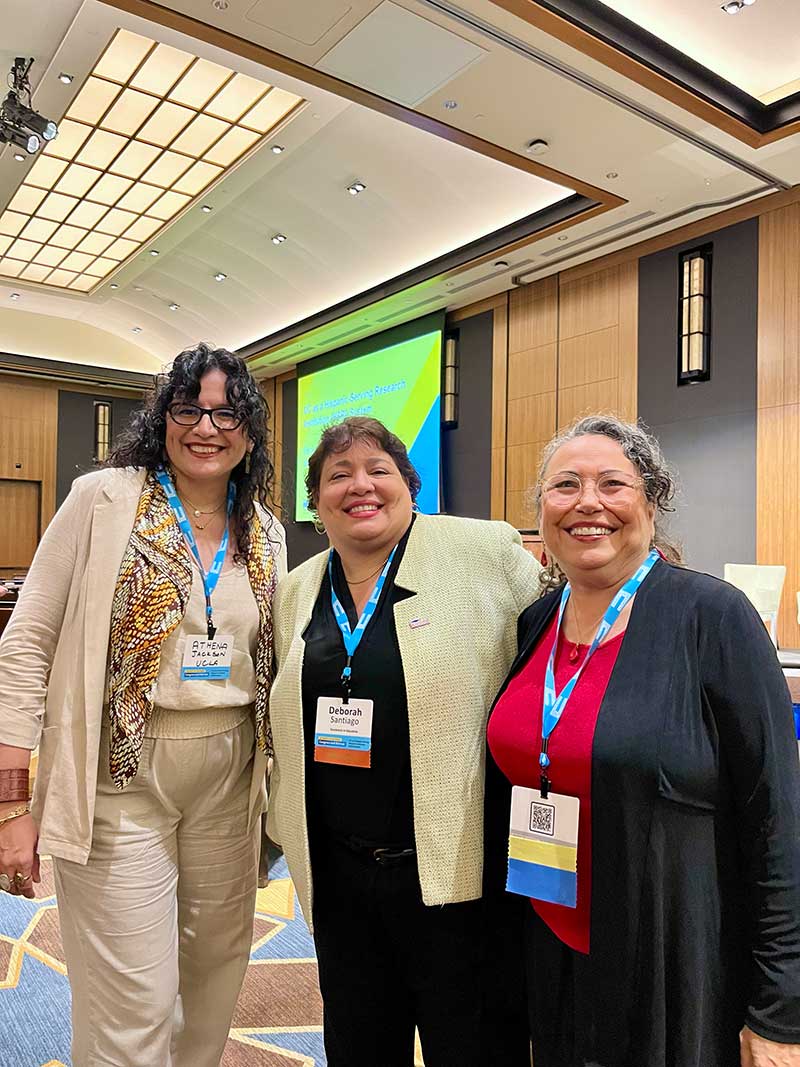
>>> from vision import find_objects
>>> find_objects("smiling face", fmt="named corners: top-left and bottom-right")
top-left (539, 434), bottom-right (655, 587)
top-left (316, 438), bottom-right (414, 556)
top-left (164, 368), bottom-right (250, 491)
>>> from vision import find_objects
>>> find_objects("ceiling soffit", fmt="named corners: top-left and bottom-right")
top-left (485, 0), bottom-right (800, 147)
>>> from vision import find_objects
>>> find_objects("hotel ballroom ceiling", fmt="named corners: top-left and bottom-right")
top-left (0, 0), bottom-right (799, 373)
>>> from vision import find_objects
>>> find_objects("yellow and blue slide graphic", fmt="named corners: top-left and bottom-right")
top-left (296, 327), bottom-right (442, 521)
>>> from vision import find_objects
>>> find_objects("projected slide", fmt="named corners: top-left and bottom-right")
top-left (296, 328), bottom-right (441, 521)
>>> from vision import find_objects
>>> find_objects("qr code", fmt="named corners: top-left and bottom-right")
top-left (529, 801), bottom-right (555, 836)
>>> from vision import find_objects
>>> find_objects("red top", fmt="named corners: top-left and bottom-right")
top-left (487, 613), bottom-right (624, 954)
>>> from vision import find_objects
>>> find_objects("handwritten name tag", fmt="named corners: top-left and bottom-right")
top-left (181, 633), bottom-right (234, 681)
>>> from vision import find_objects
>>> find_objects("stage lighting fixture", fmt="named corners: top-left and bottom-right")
top-left (0, 121), bottom-right (39, 154)
top-left (0, 57), bottom-right (59, 157)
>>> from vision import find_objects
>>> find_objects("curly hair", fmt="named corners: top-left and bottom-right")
top-left (532, 413), bottom-right (682, 595)
top-left (107, 342), bottom-right (275, 561)
top-left (305, 416), bottom-right (421, 517)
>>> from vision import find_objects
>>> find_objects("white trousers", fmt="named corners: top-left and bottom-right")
top-left (53, 720), bottom-right (259, 1067)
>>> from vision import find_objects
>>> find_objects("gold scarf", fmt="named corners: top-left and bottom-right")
top-left (107, 472), bottom-right (277, 789)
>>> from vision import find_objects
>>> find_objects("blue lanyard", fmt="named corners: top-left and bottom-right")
top-left (328, 545), bottom-right (398, 702)
top-left (539, 549), bottom-right (659, 797)
top-left (156, 467), bottom-right (235, 640)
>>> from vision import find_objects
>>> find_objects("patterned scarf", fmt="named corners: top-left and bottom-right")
top-left (107, 472), bottom-right (277, 789)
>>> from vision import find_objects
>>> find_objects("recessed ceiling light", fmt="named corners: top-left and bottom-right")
top-left (558, 234), bottom-right (569, 242)
top-left (9, 293), bottom-right (20, 301)
top-left (134, 286), bottom-right (144, 292)
top-left (149, 249), bottom-right (160, 256)
top-left (606, 171), bottom-right (619, 179)
top-left (443, 100), bottom-right (458, 110)
top-left (494, 260), bottom-right (509, 269)
top-left (271, 233), bottom-right (287, 245)
top-left (132, 326), bottom-right (142, 333)
top-left (214, 272), bottom-right (227, 282)
top-left (347, 180), bottom-right (367, 196)
top-left (201, 204), bottom-right (213, 213)
top-left (109, 283), bottom-right (119, 289)
top-left (58, 72), bottom-right (74, 85)
top-left (168, 302), bottom-right (180, 311)
top-left (526, 139), bottom-right (549, 156)
top-left (13, 152), bottom-right (25, 162)
top-left (271, 145), bottom-right (285, 154)
top-left (212, 0), bottom-right (229, 9)
top-left (721, 0), bottom-right (755, 10)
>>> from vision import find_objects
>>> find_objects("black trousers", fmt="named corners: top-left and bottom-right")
top-left (311, 836), bottom-right (531, 1067)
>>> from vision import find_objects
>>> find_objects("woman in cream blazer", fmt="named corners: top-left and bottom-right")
top-left (268, 415), bottom-right (540, 1067)
top-left (0, 345), bottom-right (285, 1067)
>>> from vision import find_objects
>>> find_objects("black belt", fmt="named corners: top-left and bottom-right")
top-left (334, 835), bottom-right (416, 864)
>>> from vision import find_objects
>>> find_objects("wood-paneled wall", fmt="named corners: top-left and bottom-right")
top-left (498, 262), bottom-right (639, 527)
top-left (505, 278), bottom-right (558, 527)
top-left (0, 376), bottom-right (57, 573)
top-left (557, 262), bottom-right (638, 428)
top-left (0, 374), bottom-right (142, 575)
top-left (757, 202), bottom-right (800, 648)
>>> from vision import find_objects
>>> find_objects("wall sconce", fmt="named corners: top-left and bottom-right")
top-left (443, 333), bottom-right (459, 426)
top-left (678, 244), bottom-right (712, 385)
top-left (94, 400), bottom-right (111, 462)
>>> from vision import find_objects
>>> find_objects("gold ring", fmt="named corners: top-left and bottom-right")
top-left (0, 873), bottom-right (11, 893)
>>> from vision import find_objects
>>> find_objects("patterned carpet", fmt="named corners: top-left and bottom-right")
top-left (0, 854), bottom-right (326, 1066)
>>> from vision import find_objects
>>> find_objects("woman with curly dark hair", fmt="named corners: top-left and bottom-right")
top-left (0, 343), bottom-right (286, 1067)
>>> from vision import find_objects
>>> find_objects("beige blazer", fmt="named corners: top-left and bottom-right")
top-left (267, 513), bottom-right (541, 926)
top-left (0, 467), bottom-right (286, 863)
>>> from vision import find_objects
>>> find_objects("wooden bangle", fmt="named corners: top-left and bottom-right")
top-left (0, 787), bottom-right (29, 803)
top-left (0, 771), bottom-right (30, 803)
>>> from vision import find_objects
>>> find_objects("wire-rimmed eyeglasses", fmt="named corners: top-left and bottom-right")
top-left (540, 470), bottom-right (645, 505)
top-left (167, 402), bottom-right (243, 431)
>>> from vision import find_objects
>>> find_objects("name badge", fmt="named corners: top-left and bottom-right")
top-left (314, 696), bottom-right (373, 768)
top-left (181, 633), bottom-right (234, 681)
top-left (506, 785), bottom-right (580, 908)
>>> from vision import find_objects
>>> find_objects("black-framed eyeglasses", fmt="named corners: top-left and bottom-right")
top-left (167, 402), bottom-right (244, 431)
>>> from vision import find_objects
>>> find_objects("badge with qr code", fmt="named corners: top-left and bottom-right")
top-left (506, 786), bottom-right (580, 908)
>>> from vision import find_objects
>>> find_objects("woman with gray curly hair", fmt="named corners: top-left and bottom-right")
top-left (485, 414), bottom-right (800, 1067)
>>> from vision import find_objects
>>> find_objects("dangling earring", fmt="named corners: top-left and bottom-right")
top-left (540, 547), bottom-right (548, 567)
top-left (313, 516), bottom-right (326, 536)
top-left (245, 451), bottom-right (251, 475)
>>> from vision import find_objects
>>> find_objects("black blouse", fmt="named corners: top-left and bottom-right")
top-left (301, 520), bottom-right (416, 848)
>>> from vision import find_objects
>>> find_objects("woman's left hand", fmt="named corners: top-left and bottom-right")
top-left (742, 1027), bottom-right (800, 1066)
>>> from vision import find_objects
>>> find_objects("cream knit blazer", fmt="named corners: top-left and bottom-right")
top-left (0, 467), bottom-right (286, 863)
top-left (267, 514), bottom-right (541, 926)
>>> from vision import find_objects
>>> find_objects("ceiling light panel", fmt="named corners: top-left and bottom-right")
top-left (0, 27), bottom-right (304, 293)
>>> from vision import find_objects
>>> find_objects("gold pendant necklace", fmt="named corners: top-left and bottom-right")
top-left (177, 492), bottom-right (226, 530)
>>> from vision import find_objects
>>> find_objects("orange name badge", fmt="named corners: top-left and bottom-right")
top-left (314, 696), bottom-right (373, 768)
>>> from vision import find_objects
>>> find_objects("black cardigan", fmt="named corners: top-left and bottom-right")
top-left (485, 559), bottom-right (800, 1067)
